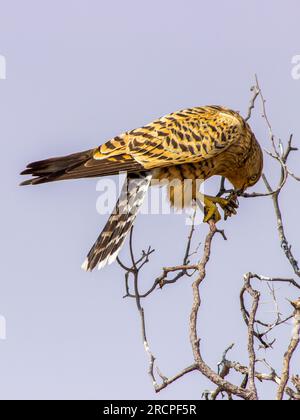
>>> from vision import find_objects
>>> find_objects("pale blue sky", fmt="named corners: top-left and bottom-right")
top-left (0, 0), bottom-right (299, 399)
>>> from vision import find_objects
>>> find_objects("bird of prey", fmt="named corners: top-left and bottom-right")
top-left (20, 106), bottom-right (263, 271)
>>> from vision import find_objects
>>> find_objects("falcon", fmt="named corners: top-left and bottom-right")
top-left (20, 106), bottom-right (263, 271)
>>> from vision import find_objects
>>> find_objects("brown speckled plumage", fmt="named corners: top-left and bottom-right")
top-left (21, 106), bottom-right (263, 270)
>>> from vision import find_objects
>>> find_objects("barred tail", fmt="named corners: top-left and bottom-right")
top-left (82, 172), bottom-right (152, 271)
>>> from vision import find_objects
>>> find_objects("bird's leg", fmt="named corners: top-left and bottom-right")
top-left (196, 192), bottom-right (221, 223)
top-left (196, 192), bottom-right (239, 223)
top-left (203, 196), bottom-right (222, 223)
top-left (207, 192), bottom-right (239, 221)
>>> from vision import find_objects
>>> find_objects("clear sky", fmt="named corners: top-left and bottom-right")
top-left (0, 0), bottom-right (299, 400)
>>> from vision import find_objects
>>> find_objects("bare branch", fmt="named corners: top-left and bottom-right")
top-left (242, 273), bottom-right (260, 399)
top-left (154, 364), bottom-right (198, 393)
top-left (189, 221), bottom-right (256, 400)
top-left (276, 298), bottom-right (300, 400)
top-left (263, 175), bottom-right (300, 278)
top-left (245, 84), bottom-right (260, 122)
top-left (116, 76), bottom-right (300, 401)
top-left (252, 274), bottom-right (300, 291)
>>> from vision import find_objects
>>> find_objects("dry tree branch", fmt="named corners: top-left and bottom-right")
top-left (254, 74), bottom-right (278, 155)
top-left (119, 219), bottom-right (258, 399)
top-left (240, 281), bottom-right (275, 349)
top-left (116, 76), bottom-right (300, 400)
top-left (154, 364), bottom-right (198, 393)
top-left (239, 77), bottom-right (300, 399)
top-left (261, 140), bottom-right (300, 279)
top-left (210, 351), bottom-right (300, 400)
top-left (209, 344), bottom-right (235, 400)
top-left (239, 275), bottom-right (293, 349)
top-left (188, 221), bottom-right (257, 400)
top-left (245, 84), bottom-right (260, 122)
top-left (117, 219), bottom-right (202, 392)
top-left (263, 174), bottom-right (300, 279)
top-left (242, 78), bottom-right (300, 280)
top-left (120, 208), bottom-right (200, 300)
top-left (242, 273), bottom-right (260, 399)
top-left (288, 170), bottom-right (300, 182)
top-left (250, 274), bottom-right (300, 291)
top-left (276, 298), bottom-right (300, 400)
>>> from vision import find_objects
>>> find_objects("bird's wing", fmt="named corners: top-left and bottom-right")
top-left (92, 106), bottom-right (245, 171)
top-left (101, 106), bottom-right (245, 170)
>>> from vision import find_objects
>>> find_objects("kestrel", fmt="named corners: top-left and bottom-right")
top-left (21, 106), bottom-right (263, 271)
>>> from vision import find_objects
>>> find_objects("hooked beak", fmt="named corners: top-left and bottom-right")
top-left (236, 185), bottom-right (247, 196)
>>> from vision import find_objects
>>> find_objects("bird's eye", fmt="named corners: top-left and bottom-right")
top-left (250, 175), bottom-right (258, 182)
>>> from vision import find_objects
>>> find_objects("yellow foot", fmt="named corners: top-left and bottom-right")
top-left (203, 199), bottom-right (222, 223)
top-left (198, 193), bottom-right (239, 224)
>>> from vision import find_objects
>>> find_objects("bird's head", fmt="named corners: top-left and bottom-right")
top-left (227, 136), bottom-right (264, 195)
top-left (243, 138), bottom-right (264, 192)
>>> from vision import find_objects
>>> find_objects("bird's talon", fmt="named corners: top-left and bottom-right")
top-left (218, 194), bottom-right (239, 219)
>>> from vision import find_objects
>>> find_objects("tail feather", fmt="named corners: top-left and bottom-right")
top-left (20, 149), bottom-right (144, 185)
top-left (20, 148), bottom-right (150, 271)
top-left (82, 172), bottom-right (152, 271)
top-left (20, 150), bottom-right (94, 185)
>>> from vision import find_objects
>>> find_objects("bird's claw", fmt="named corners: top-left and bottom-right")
top-left (221, 193), bottom-right (239, 220)
top-left (202, 193), bottom-right (239, 224)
